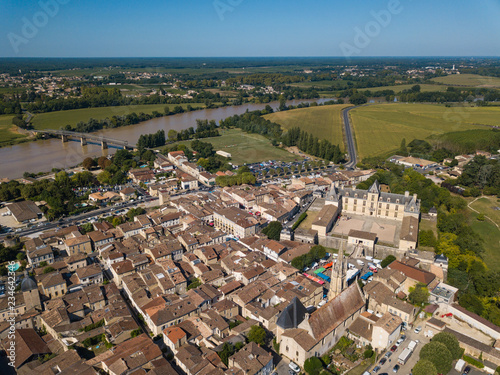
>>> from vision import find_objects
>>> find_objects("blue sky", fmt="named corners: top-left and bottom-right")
top-left (1, 0), bottom-right (499, 57)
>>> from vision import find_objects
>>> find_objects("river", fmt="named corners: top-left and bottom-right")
top-left (0, 99), bottom-right (334, 179)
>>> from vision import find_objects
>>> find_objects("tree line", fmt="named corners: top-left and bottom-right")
top-left (281, 127), bottom-right (344, 163)
top-left (137, 129), bottom-right (166, 149)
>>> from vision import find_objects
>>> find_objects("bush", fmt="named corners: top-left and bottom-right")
top-left (292, 213), bottom-right (308, 230)
top-left (363, 349), bottom-right (374, 359)
top-left (247, 325), bottom-right (266, 345)
top-left (262, 221), bottom-right (282, 241)
top-left (381, 255), bottom-right (396, 268)
top-left (130, 329), bottom-right (142, 338)
top-left (304, 357), bottom-right (324, 375)
top-left (463, 355), bottom-right (485, 369)
top-left (321, 354), bottom-right (331, 366)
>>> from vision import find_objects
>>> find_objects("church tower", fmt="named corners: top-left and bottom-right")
top-left (328, 237), bottom-right (346, 301)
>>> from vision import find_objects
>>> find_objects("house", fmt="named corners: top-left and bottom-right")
top-left (0, 328), bottom-right (50, 370)
top-left (120, 187), bottom-right (136, 200)
top-left (101, 333), bottom-right (163, 375)
top-left (347, 230), bottom-right (377, 251)
top-left (399, 216), bottom-right (418, 250)
top-left (88, 230), bottom-right (114, 249)
top-left (27, 246), bottom-right (54, 268)
top-left (349, 312), bottom-right (402, 350)
top-left (168, 150), bottom-right (187, 165)
top-left (40, 272), bottom-right (67, 298)
top-left (389, 155), bottom-right (438, 170)
top-left (213, 207), bottom-right (259, 239)
top-left (387, 260), bottom-right (437, 293)
top-left (311, 204), bottom-right (339, 237)
top-left (228, 342), bottom-right (273, 375)
top-left (7, 200), bottom-right (43, 223)
top-left (65, 235), bottom-right (92, 255)
top-left (75, 264), bottom-right (103, 286)
top-left (88, 191), bottom-right (119, 205)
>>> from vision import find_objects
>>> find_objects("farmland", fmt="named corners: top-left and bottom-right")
top-left (349, 103), bottom-right (493, 159)
top-left (30, 103), bottom-right (206, 130)
top-left (163, 128), bottom-right (299, 165)
top-left (356, 84), bottom-right (449, 93)
top-left (264, 104), bottom-right (351, 149)
top-left (431, 73), bottom-right (500, 88)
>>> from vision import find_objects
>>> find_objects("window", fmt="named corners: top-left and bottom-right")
top-left (386, 204), bottom-right (390, 209)
top-left (354, 199), bottom-right (357, 205)
top-left (385, 211), bottom-right (389, 216)
top-left (395, 205), bottom-right (398, 211)
top-left (394, 212), bottom-right (398, 218)
top-left (378, 203), bottom-right (382, 208)
top-left (387, 198), bottom-right (391, 202)
top-left (363, 201), bottom-right (366, 206)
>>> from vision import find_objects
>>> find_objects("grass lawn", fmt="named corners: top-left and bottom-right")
top-left (349, 103), bottom-right (492, 159)
top-left (420, 218), bottom-right (438, 236)
top-left (264, 104), bottom-right (352, 150)
top-left (431, 74), bottom-right (500, 88)
top-left (469, 196), bottom-right (500, 225)
top-left (298, 211), bottom-right (319, 230)
top-left (31, 103), bottom-right (206, 130)
top-left (164, 129), bottom-right (300, 165)
top-left (0, 115), bottom-right (28, 147)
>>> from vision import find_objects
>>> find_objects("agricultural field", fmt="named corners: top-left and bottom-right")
top-left (30, 103), bottom-right (206, 130)
top-left (466, 196), bottom-right (500, 271)
top-left (290, 80), bottom-right (346, 88)
top-left (165, 128), bottom-right (300, 165)
top-left (349, 103), bottom-right (495, 159)
top-left (264, 104), bottom-right (352, 148)
top-left (357, 84), bottom-right (449, 93)
top-left (0, 115), bottom-right (28, 147)
top-left (431, 73), bottom-right (500, 88)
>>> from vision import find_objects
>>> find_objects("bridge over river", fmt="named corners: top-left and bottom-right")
top-left (33, 129), bottom-right (135, 150)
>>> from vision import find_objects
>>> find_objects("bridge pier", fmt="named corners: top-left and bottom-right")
top-left (101, 141), bottom-right (108, 150)
top-left (80, 137), bottom-right (87, 146)
top-left (61, 135), bottom-right (68, 143)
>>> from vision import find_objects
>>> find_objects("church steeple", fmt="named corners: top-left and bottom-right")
top-left (328, 236), bottom-right (346, 301)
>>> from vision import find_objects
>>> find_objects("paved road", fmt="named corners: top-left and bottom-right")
top-left (342, 106), bottom-right (359, 170)
top-left (0, 196), bottom-right (158, 239)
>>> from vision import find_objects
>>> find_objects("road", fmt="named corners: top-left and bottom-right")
top-left (0, 196), bottom-right (158, 239)
top-left (342, 106), bottom-right (359, 170)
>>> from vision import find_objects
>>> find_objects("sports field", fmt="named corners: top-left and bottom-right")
top-left (31, 103), bottom-right (206, 130)
top-left (264, 104), bottom-right (352, 149)
top-left (431, 74), bottom-right (500, 88)
top-left (0, 115), bottom-right (28, 147)
top-left (349, 103), bottom-right (492, 159)
top-left (165, 128), bottom-right (300, 165)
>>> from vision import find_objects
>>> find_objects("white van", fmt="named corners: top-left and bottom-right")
top-left (356, 259), bottom-right (364, 266)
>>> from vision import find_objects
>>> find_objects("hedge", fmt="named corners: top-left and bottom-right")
top-left (463, 355), bottom-right (485, 369)
top-left (292, 213), bottom-right (308, 230)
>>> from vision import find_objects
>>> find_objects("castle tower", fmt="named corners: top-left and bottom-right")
top-left (21, 271), bottom-right (41, 311)
top-left (328, 236), bottom-right (346, 301)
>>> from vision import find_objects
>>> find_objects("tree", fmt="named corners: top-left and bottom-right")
top-left (262, 221), bottom-right (282, 241)
top-left (431, 332), bottom-right (461, 360)
top-left (218, 342), bottom-right (234, 366)
top-left (381, 255), bottom-right (396, 268)
top-left (43, 266), bottom-right (55, 274)
top-left (408, 282), bottom-right (430, 305)
top-left (349, 92), bottom-right (367, 105)
top-left (80, 223), bottom-right (94, 234)
top-left (247, 325), bottom-right (266, 346)
top-left (168, 129), bottom-right (178, 141)
top-left (413, 359), bottom-right (437, 375)
top-left (304, 357), bottom-right (323, 375)
top-left (82, 157), bottom-right (96, 170)
top-left (419, 341), bottom-right (453, 375)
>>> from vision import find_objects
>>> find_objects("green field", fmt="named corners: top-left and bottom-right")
top-left (357, 84), bottom-right (449, 93)
top-left (31, 103), bottom-right (207, 130)
top-left (264, 104), bottom-right (352, 149)
top-left (165, 129), bottom-right (300, 165)
top-left (349, 104), bottom-right (493, 159)
top-left (431, 74), bottom-right (500, 88)
top-left (0, 115), bottom-right (28, 147)
top-left (290, 80), bottom-right (347, 89)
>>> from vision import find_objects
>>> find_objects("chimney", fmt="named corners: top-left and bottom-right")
top-left (404, 191), bottom-right (409, 198)
top-left (413, 193), bottom-right (417, 200)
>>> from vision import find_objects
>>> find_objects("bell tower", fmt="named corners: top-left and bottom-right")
top-left (328, 236), bottom-right (346, 301)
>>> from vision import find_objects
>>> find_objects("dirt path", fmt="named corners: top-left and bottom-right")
top-left (467, 196), bottom-right (500, 230)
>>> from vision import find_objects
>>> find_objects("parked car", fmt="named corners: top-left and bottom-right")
top-left (463, 366), bottom-right (471, 374)
top-left (396, 338), bottom-right (404, 346)
top-left (390, 345), bottom-right (397, 352)
top-left (289, 362), bottom-right (300, 373)
top-left (414, 326), bottom-right (422, 334)
top-left (385, 351), bottom-right (392, 358)
top-left (379, 357), bottom-right (387, 366)
top-left (372, 366), bottom-right (381, 373)
top-left (392, 364), bottom-right (400, 373)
